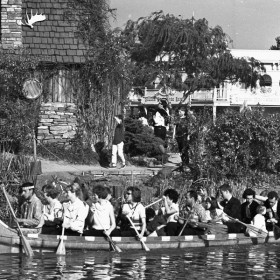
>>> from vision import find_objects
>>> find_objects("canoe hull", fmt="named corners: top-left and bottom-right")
top-left (0, 222), bottom-right (279, 254)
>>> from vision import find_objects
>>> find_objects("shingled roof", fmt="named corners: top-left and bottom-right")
top-left (22, 0), bottom-right (87, 64)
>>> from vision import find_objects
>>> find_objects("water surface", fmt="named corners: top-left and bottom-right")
top-left (1, 244), bottom-right (279, 279)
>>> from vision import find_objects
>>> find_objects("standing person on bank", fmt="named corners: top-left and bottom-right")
top-left (173, 107), bottom-right (188, 163)
top-left (110, 115), bottom-right (126, 169)
top-left (153, 100), bottom-right (170, 141)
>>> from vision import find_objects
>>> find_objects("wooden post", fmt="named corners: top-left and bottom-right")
top-left (33, 130), bottom-right (37, 161)
top-left (213, 105), bottom-right (217, 124)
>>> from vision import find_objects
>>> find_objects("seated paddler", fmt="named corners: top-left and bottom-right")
top-left (177, 190), bottom-right (208, 235)
top-left (119, 187), bottom-right (146, 239)
top-left (84, 185), bottom-right (119, 236)
top-left (41, 184), bottom-right (63, 234)
top-left (217, 183), bottom-right (242, 233)
top-left (62, 182), bottom-right (89, 236)
top-left (17, 182), bottom-right (43, 233)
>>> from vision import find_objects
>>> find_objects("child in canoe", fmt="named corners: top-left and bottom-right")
top-left (247, 205), bottom-right (268, 237)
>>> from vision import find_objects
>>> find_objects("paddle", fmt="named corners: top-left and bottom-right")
top-left (1, 184), bottom-right (34, 257)
top-left (226, 215), bottom-right (268, 238)
top-left (126, 215), bottom-right (150, 251)
top-left (178, 216), bottom-right (190, 236)
top-left (145, 198), bottom-right (162, 209)
top-left (105, 233), bottom-right (122, 253)
top-left (177, 216), bottom-right (228, 236)
top-left (196, 222), bottom-right (228, 234)
top-left (94, 214), bottom-right (122, 253)
top-left (56, 225), bottom-right (66, 255)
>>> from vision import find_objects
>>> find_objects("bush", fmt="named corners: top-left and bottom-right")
top-left (124, 117), bottom-right (165, 158)
top-left (177, 107), bottom-right (280, 195)
top-left (204, 108), bottom-right (280, 180)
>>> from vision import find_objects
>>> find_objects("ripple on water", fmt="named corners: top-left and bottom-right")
top-left (1, 245), bottom-right (280, 280)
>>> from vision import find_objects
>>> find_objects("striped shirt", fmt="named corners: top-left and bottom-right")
top-left (19, 194), bottom-right (43, 227)
top-left (122, 203), bottom-right (146, 230)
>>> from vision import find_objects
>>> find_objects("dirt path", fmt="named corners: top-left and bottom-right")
top-left (39, 153), bottom-right (181, 174)
top-left (35, 153), bottom-right (181, 187)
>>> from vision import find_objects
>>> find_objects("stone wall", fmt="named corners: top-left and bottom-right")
top-left (1, 0), bottom-right (22, 48)
top-left (37, 102), bottom-right (77, 146)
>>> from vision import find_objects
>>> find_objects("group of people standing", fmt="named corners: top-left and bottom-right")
top-left (108, 100), bottom-right (195, 169)
top-left (13, 180), bottom-right (278, 239)
top-left (138, 100), bottom-right (194, 166)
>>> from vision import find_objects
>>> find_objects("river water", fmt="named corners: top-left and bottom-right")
top-left (1, 244), bottom-right (280, 280)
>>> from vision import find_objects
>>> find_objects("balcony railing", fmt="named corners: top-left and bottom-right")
top-left (129, 86), bottom-right (280, 106)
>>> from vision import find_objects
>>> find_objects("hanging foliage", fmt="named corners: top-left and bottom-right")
top-left (121, 11), bottom-right (261, 98)
top-left (65, 0), bottom-right (134, 147)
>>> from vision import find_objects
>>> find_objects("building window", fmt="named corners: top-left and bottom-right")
top-left (260, 74), bottom-right (272, 87)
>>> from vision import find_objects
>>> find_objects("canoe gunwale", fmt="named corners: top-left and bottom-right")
top-left (0, 221), bottom-right (278, 253)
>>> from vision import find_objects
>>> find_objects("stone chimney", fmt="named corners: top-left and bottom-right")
top-left (1, 0), bottom-right (22, 48)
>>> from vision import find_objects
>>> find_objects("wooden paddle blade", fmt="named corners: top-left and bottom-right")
top-left (141, 240), bottom-right (150, 252)
top-left (106, 235), bottom-right (122, 253)
top-left (108, 240), bottom-right (116, 252)
top-left (114, 244), bottom-right (122, 253)
top-left (21, 235), bottom-right (34, 257)
top-left (111, 240), bottom-right (122, 253)
top-left (273, 224), bottom-right (280, 240)
top-left (126, 216), bottom-right (150, 251)
top-left (56, 239), bottom-right (66, 255)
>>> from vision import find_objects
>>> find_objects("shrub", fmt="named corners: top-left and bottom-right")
top-left (124, 117), bottom-right (165, 158)
top-left (175, 107), bottom-right (280, 196)
top-left (204, 108), bottom-right (280, 180)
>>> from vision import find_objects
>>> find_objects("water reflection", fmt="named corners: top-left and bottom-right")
top-left (1, 245), bottom-right (280, 279)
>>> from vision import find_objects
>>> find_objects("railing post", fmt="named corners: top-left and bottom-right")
top-left (213, 87), bottom-right (217, 103)
top-left (213, 105), bottom-right (217, 124)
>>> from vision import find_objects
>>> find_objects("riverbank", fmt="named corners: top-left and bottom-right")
top-left (36, 153), bottom-right (181, 188)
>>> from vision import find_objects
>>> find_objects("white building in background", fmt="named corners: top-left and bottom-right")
top-left (128, 49), bottom-right (280, 118)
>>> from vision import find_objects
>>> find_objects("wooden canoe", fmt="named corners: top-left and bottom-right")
top-left (0, 220), bottom-right (278, 254)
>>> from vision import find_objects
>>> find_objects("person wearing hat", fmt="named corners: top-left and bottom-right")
top-left (17, 182), bottom-right (43, 228)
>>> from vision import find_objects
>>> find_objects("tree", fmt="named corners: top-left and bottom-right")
top-left (0, 48), bottom-right (41, 153)
top-left (65, 0), bottom-right (133, 147)
top-left (121, 11), bottom-right (260, 99)
top-left (270, 36), bottom-right (280, 50)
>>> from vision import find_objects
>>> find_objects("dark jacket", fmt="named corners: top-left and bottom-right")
top-left (264, 199), bottom-right (280, 223)
top-left (113, 123), bottom-right (125, 145)
top-left (175, 116), bottom-right (188, 138)
top-left (241, 200), bottom-right (259, 224)
top-left (221, 196), bottom-right (242, 233)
